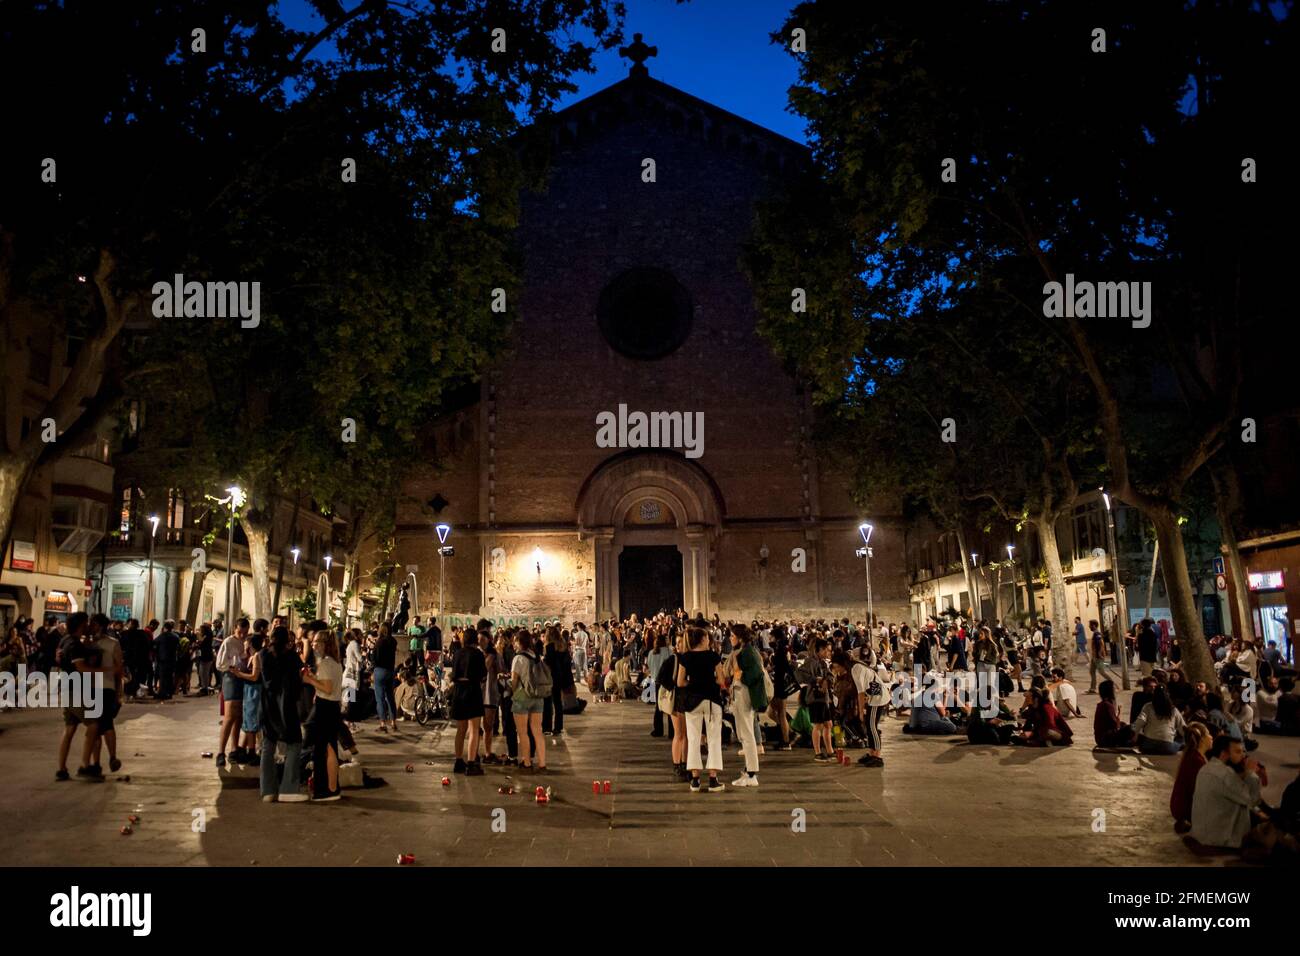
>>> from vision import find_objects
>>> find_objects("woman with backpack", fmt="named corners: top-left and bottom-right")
top-left (728, 623), bottom-right (768, 788)
top-left (510, 631), bottom-right (549, 772)
top-left (797, 637), bottom-right (836, 761)
top-left (676, 625), bottom-right (727, 793)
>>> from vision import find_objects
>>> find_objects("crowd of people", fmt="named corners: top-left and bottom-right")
top-left (6, 604), bottom-right (1298, 861)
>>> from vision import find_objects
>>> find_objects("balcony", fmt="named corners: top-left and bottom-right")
top-left (52, 452), bottom-right (114, 500)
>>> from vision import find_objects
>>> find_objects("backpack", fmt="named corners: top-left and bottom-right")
top-left (521, 652), bottom-right (553, 698)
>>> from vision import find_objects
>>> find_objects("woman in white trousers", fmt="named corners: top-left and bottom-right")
top-left (678, 625), bottom-right (727, 793)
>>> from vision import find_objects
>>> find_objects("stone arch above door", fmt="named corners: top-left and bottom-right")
top-left (575, 451), bottom-right (723, 618)
top-left (574, 450), bottom-right (724, 532)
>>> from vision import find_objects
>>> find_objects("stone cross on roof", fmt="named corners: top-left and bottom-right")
top-left (619, 32), bottom-right (657, 77)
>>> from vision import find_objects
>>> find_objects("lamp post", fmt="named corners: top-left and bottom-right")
top-left (222, 486), bottom-right (244, 628)
top-left (970, 551), bottom-right (981, 613)
top-left (1101, 490), bottom-right (1132, 690)
top-left (146, 514), bottom-right (159, 620)
top-left (859, 522), bottom-right (874, 625)
top-left (436, 524), bottom-right (451, 619)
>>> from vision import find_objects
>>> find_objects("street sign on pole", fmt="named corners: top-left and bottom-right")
top-left (1212, 556), bottom-right (1225, 576)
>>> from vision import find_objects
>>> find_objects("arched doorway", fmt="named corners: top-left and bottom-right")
top-left (575, 451), bottom-right (724, 619)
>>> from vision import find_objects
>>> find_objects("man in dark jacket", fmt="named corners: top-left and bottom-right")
top-left (258, 626), bottom-right (307, 801)
top-left (1137, 619), bottom-right (1160, 677)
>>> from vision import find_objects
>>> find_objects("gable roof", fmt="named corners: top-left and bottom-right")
top-left (540, 67), bottom-right (808, 174)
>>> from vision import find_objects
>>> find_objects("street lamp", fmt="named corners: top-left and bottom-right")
top-left (290, 547), bottom-right (300, 565)
top-left (1101, 489), bottom-right (1131, 689)
top-left (436, 524), bottom-right (452, 618)
top-left (324, 554), bottom-right (332, 572)
top-left (146, 514), bottom-right (160, 620)
top-left (222, 486), bottom-right (244, 628)
top-left (858, 522), bottom-right (874, 625)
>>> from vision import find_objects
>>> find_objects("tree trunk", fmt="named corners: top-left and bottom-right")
top-left (955, 526), bottom-right (977, 620)
top-left (1019, 525), bottom-right (1036, 624)
top-left (1144, 538), bottom-right (1160, 619)
top-left (185, 569), bottom-right (208, 624)
top-left (271, 495), bottom-right (301, 620)
top-left (993, 565), bottom-right (1004, 621)
top-left (240, 511), bottom-right (274, 621)
top-left (1210, 464), bottom-right (1254, 641)
top-left (0, 450), bottom-right (44, 570)
top-left (1035, 513), bottom-right (1072, 679)
top-left (1149, 507), bottom-right (1215, 686)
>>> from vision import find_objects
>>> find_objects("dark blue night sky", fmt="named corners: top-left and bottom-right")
top-left (277, 0), bottom-right (806, 142)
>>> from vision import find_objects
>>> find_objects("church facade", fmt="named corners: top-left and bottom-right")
top-left (393, 49), bottom-right (908, 628)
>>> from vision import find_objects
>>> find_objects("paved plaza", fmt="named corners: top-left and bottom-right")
top-left (2, 685), bottom-right (1296, 868)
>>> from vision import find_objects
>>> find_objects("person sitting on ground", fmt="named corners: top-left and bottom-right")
top-left (1166, 668), bottom-right (1193, 710)
top-left (1047, 667), bottom-right (1084, 718)
top-left (1261, 678), bottom-right (1300, 735)
top-left (1170, 721), bottom-right (1212, 833)
top-left (1132, 685), bottom-right (1186, 755)
top-left (1129, 676), bottom-right (1157, 724)
top-left (1225, 683), bottom-right (1258, 751)
top-left (964, 699), bottom-right (1016, 745)
top-left (394, 666), bottom-right (425, 721)
top-left (1093, 680), bottom-right (1136, 749)
top-left (1203, 692), bottom-right (1240, 744)
top-left (902, 672), bottom-right (957, 736)
top-left (1189, 735), bottom-right (1293, 857)
top-left (1013, 686), bottom-right (1073, 747)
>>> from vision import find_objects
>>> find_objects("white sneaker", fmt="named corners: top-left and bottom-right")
top-left (731, 774), bottom-right (758, 787)
top-left (278, 792), bottom-right (309, 803)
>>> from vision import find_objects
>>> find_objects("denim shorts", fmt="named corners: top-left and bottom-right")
top-left (512, 696), bottom-right (544, 715)
top-left (222, 672), bottom-right (244, 702)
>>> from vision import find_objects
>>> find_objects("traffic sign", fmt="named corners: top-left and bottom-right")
top-left (1215, 573), bottom-right (1227, 592)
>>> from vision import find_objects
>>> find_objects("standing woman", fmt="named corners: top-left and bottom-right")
top-left (728, 623), bottom-right (767, 788)
top-left (259, 625), bottom-right (308, 802)
top-left (541, 625), bottom-right (570, 738)
top-left (510, 631), bottom-right (547, 772)
top-left (495, 631), bottom-right (518, 765)
top-left (479, 628), bottom-right (502, 763)
top-left (238, 632), bottom-right (265, 762)
top-left (677, 625), bottom-right (727, 793)
top-left (371, 623), bottom-right (397, 733)
top-left (451, 626), bottom-right (487, 775)
top-left (768, 630), bottom-right (795, 751)
top-left (661, 631), bottom-right (690, 781)
top-left (301, 622), bottom-right (343, 801)
top-left (342, 629), bottom-right (364, 730)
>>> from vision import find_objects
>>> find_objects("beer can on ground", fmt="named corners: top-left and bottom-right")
top-left (592, 780), bottom-right (600, 794)
top-left (397, 853), bottom-right (415, 865)
top-left (603, 780), bottom-right (611, 793)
